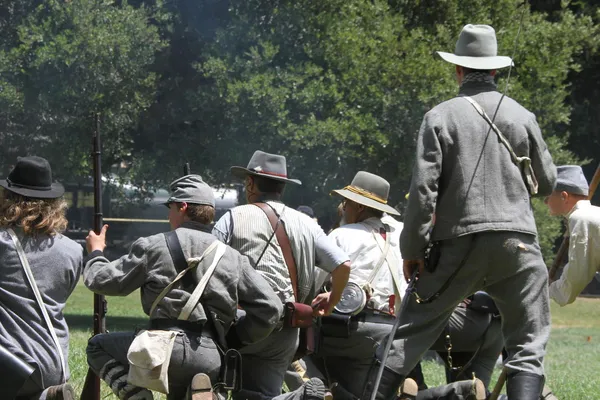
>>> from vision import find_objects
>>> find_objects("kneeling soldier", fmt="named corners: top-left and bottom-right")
top-left (312, 172), bottom-right (487, 400)
top-left (84, 175), bottom-right (281, 400)
top-left (311, 171), bottom-right (418, 399)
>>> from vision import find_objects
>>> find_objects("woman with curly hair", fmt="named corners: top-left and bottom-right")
top-left (0, 156), bottom-right (82, 400)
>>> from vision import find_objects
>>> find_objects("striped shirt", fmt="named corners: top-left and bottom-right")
top-left (213, 200), bottom-right (349, 304)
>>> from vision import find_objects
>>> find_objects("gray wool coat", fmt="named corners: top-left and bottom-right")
top-left (0, 228), bottom-right (83, 388)
top-left (401, 80), bottom-right (557, 260)
top-left (84, 221), bottom-right (282, 346)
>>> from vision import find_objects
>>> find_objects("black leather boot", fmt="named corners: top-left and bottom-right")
top-left (506, 371), bottom-right (544, 400)
top-left (361, 361), bottom-right (405, 400)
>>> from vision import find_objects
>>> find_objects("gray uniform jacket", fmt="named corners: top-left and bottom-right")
top-left (401, 80), bottom-right (557, 259)
top-left (84, 221), bottom-right (281, 346)
top-left (0, 228), bottom-right (83, 386)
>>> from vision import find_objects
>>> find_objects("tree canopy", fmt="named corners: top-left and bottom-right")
top-left (0, 0), bottom-right (597, 263)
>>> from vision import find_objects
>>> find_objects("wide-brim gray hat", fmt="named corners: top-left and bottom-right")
top-left (164, 174), bottom-right (215, 207)
top-left (331, 171), bottom-right (400, 216)
top-left (0, 156), bottom-right (64, 199)
top-left (437, 24), bottom-right (513, 70)
top-left (555, 165), bottom-right (589, 196)
top-left (231, 150), bottom-right (301, 185)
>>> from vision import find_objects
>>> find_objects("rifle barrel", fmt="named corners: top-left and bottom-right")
top-left (83, 114), bottom-right (106, 400)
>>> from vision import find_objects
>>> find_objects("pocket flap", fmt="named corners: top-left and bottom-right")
top-left (127, 330), bottom-right (178, 370)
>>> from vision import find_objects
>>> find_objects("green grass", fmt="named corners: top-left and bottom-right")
top-left (65, 282), bottom-right (600, 399)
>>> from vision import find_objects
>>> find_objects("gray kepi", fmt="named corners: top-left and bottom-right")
top-left (437, 24), bottom-right (513, 70)
top-left (555, 165), bottom-right (589, 197)
top-left (230, 150), bottom-right (301, 185)
top-left (331, 171), bottom-right (400, 216)
top-left (164, 174), bottom-right (215, 207)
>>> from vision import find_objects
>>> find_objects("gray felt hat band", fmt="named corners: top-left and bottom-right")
top-left (166, 174), bottom-right (215, 207)
top-left (230, 150), bottom-right (301, 185)
top-left (555, 165), bottom-right (589, 197)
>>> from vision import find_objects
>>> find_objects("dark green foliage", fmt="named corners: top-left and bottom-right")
top-left (0, 0), bottom-right (597, 262)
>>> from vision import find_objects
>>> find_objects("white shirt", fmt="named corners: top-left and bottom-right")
top-left (550, 200), bottom-right (600, 306)
top-left (317, 215), bottom-right (407, 312)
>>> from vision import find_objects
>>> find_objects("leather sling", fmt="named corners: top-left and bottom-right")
top-left (253, 203), bottom-right (315, 360)
top-left (253, 202), bottom-right (300, 301)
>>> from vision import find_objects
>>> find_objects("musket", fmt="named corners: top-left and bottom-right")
top-left (369, 270), bottom-right (419, 400)
top-left (81, 114), bottom-right (107, 400)
top-left (184, 162), bottom-right (190, 175)
top-left (549, 162), bottom-right (600, 281)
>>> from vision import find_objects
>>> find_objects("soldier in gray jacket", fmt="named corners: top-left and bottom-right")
top-left (0, 156), bottom-right (83, 400)
top-left (362, 25), bottom-right (557, 400)
top-left (84, 175), bottom-right (282, 400)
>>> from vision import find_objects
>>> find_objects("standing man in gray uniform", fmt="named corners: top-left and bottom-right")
top-left (213, 150), bottom-right (351, 400)
top-left (84, 174), bottom-right (282, 400)
top-left (362, 24), bottom-right (557, 400)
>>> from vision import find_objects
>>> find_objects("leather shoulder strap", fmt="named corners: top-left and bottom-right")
top-left (178, 241), bottom-right (227, 321)
top-left (164, 230), bottom-right (195, 290)
top-left (150, 240), bottom-right (220, 316)
top-left (254, 202), bottom-right (299, 300)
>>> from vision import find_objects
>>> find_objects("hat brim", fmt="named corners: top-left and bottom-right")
top-left (332, 189), bottom-right (400, 216)
top-left (230, 166), bottom-right (302, 185)
top-left (0, 180), bottom-right (65, 199)
top-left (436, 51), bottom-right (513, 70)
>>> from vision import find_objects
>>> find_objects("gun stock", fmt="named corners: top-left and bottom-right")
top-left (549, 162), bottom-right (600, 281)
top-left (81, 114), bottom-right (107, 400)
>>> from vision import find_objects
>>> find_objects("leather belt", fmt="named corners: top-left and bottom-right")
top-left (149, 318), bottom-right (216, 339)
top-left (352, 310), bottom-right (396, 326)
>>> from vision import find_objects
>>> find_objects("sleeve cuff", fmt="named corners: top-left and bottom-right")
top-left (84, 250), bottom-right (105, 264)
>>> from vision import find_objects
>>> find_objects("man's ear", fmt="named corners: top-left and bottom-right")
top-left (179, 202), bottom-right (188, 212)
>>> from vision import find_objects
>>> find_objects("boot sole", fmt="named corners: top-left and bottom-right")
top-left (398, 378), bottom-right (418, 400)
top-left (46, 382), bottom-right (76, 400)
top-left (472, 378), bottom-right (486, 400)
top-left (190, 373), bottom-right (213, 400)
top-left (542, 385), bottom-right (558, 400)
top-left (63, 383), bottom-right (76, 400)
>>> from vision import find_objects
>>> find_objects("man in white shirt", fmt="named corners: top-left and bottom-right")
top-left (546, 165), bottom-right (600, 306)
top-left (312, 172), bottom-right (486, 400)
top-left (311, 171), bottom-right (416, 400)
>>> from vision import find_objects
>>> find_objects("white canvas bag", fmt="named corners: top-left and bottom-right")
top-left (127, 240), bottom-right (226, 394)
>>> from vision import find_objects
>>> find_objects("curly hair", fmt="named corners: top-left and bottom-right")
top-left (0, 190), bottom-right (68, 236)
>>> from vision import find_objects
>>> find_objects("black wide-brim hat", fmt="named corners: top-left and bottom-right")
top-left (0, 156), bottom-right (65, 199)
top-left (230, 150), bottom-right (302, 185)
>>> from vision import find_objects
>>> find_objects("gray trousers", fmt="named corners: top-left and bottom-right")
top-left (431, 306), bottom-right (503, 387)
top-left (232, 327), bottom-right (300, 400)
top-left (87, 330), bottom-right (221, 400)
top-left (310, 319), bottom-right (393, 397)
top-left (380, 232), bottom-right (550, 378)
